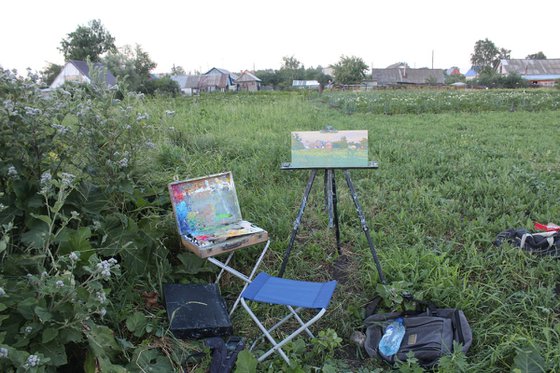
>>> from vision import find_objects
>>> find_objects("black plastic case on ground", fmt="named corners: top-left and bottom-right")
top-left (163, 283), bottom-right (233, 339)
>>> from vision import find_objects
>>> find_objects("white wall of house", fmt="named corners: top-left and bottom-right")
top-left (50, 63), bottom-right (89, 89)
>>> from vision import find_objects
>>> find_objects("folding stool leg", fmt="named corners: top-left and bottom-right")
top-left (214, 252), bottom-right (235, 283)
top-left (257, 307), bottom-right (327, 363)
top-left (241, 297), bottom-right (327, 365)
top-left (287, 305), bottom-right (314, 338)
top-left (241, 298), bottom-right (291, 364)
top-left (249, 306), bottom-right (305, 350)
top-left (207, 240), bottom-right (271, 315)
top-left (229, 240), bottom-right (270, 315)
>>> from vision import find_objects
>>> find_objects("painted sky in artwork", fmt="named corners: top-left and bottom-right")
top-left (294, 130), bottom-right (367, 147)
top-left (291, 130), bottom-right (369, 168)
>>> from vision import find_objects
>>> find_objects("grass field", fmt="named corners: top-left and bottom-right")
top-left (140, 90), bottom-right (560, 371)
top-left (4, 78), bottom-right (560, 372)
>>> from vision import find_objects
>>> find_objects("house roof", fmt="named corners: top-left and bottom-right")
top-left (199, 74), bottom-right (230, 89)
top-left (500, 59), bottom-right (560, 76)
top-left (465, 67), bottom-right (481, 78)
top-left (372, 67), bottom-right (445, 85)
top-left (170, 75), bottom-right (187, 87)
top-left (69, 60), bottom-right (117, 86)
top-left (204, 67), bottom-right (231, 75)
top-left (170, 75), bottom-right (202, 89)
top-left (235, 71), bottom-right (261, 83)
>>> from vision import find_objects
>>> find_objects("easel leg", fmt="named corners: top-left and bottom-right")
top-left (331, 170), bottom-right (342, 254)
top-left (278, 169), bottom-right (317, 277)
top-left (326, 169), bottom-right (334, 228)
top-left (343, 170), bottom-right (386, 284)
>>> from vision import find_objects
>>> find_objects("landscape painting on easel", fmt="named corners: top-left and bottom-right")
top-left (291, 130), bottom-right (369, 168)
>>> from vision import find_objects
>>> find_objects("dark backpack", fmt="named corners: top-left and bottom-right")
top-left (363, 299), bottom-right (472, 367)
top-left (495, 228), bottom-right (560, 257)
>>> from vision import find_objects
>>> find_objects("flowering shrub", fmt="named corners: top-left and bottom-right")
top-left (0, 68), bottom-right (184, 371)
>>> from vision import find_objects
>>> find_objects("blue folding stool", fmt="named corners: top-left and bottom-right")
top-left (240, 272), bottom-right (337, 365)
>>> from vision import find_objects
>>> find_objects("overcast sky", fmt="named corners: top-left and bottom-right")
top-left (2, 0), bottom-right (559, 76)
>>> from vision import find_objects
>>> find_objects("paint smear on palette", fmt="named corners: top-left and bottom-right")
top-left (190, 220), bottom-right (263, 247)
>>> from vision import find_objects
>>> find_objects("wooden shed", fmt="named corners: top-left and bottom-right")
top-left (234, 71), bottom-right (261, 92)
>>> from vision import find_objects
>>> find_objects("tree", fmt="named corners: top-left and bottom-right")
top-left (104, 44), bottom-right (156, 92)
top-left (332, 55), bottom-right (368, 84)
top-left (39, 62), bottom-right (62, 87)
top-left (498, 48), bottom-right (511, 61)
top-left (445, 73), bottom-right (466, 85)
top-left (171, 64), bottom-right (186, 75)
top-left (254, 69), bottom-right (281, 87)
top-left (527, 51), bottom-right (547, 60)
top-left (279, 56), bottom-right (305, 88)
top-left (59, 19), bottom-right (116, 62)
top-left (305, 66), bottom-right (332, 85)
top-left (470, 38), bottom-right (508, 72)
top-left (140, 76), bottom-right (180, 96)
top-left (281, 56), bottom-right (302, 71)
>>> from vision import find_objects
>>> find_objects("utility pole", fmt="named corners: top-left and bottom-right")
top-left (432, 50), bottom-right (434, 70)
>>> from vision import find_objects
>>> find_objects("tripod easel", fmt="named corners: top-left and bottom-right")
top-left (278, 162), bottom-right (386, 284)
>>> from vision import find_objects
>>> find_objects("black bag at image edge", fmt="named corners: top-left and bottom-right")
top-left (364, 307), bottom-right (472, 367)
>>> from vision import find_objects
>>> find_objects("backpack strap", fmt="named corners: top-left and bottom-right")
top-left (452, 309), bottom-right (465, 345)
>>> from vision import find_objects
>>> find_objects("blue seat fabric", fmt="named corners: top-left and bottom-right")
top-left (242, 272), bottom-right (336, 309)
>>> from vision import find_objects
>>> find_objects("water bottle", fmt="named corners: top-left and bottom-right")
top-left (378, 317), bottom-right (405, 357)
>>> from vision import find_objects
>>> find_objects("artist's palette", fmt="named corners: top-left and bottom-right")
top-left (169, 172), bottom-right (268, 257)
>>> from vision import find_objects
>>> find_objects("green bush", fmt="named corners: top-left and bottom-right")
top-left (0, 68), bottom-right (189, 371)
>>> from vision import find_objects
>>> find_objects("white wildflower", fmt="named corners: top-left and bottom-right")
top-left (55, 280), bottom-right (64, 288)
top-left (0, 347), bottom-right (8, 358)
top-left (117, 157), bottom-right (128, 168)
top-left (61, 172), bottom-right (75, 187)
top-left (92, 220), bottom-right (102, 231)
top-left (99, 308), bottom-right (107, 317)
top-left (51, 124), bottom-right (69, 135)
top-left (24, 326), bottom-right (33, 334)
top-left (70, 211), bottom-right (80, 219)
top-left (136, 113), bottom-right (149, 121)
top-left (96, 260), bottom-right (112, 278)
top-left (25, 354), bottom-right (40, 367)
top-left (96, 291), bottom-right (107, 304)
top-left (24, 106), bottom-right (42, 116)
top-left (0, 287), bottom-right (5, 297)
top-left (69, 252), bottom-right (79, 262)
top-left (7, 165), bottom-right (18, 177)
top-left (39, 171), bottom-right (52, 194)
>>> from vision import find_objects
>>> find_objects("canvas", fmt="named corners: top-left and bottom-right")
top-left (290, 130), bottom-right (369, 168)
top-left (169, 172), bottom-right (267, 257)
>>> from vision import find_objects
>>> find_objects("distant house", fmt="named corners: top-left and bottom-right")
top-left (199, 67), bottom-right (237, 92)
top-left (292, 80), bottom-right (320, 89)
top-left (170, 75), bottom-right (201, 96)
top-left (497, 59), bottom-right (560, 87)
top-left (371, 64), bottom-right (445, 86)
top-left (446, 67), bottom-right (461, 76)
top-left (234, 71), bottom-right (261, 92)
top-left (464, 66), bottom-right (481, 81)
top-left (50, 60), bottom-right (117, 89)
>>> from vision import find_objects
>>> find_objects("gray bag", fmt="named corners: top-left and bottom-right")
top-left (364, 306), bottom-right (472, 367)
